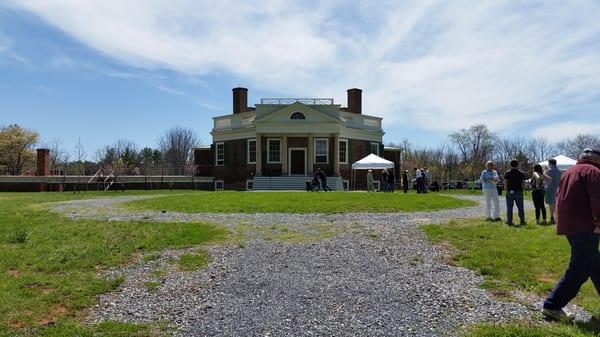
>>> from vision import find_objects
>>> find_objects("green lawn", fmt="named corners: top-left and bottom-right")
top-left (125, 191), bottom-right (476, 213)
top-left (0, 192), bottom-right (227, 337)
top-left (422, 216), bottom-right (600, 336)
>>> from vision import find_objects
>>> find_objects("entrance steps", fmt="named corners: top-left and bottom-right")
top-left (252, 176), bottom-right (344, 191)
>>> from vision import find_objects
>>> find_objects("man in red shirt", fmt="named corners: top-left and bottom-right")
top-left (542, 148), bottom-right (600, 320)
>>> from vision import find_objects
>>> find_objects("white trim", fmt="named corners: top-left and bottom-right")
top-left (267, 138), bottom-right (282, 163)
top-left (215, 142), bottom-right (224, 166)
top-left (314, 138), bottom-right (329, 164)
top-left (247, 138), bottom-right (256, 164)
top-left (339, 138), bottom-right (348, 164)
top-left (369, 142), bottom-right (380, 156)
top-left (288, 147), bottom-right (307, 176)
top-left (214, 180), bottom-right (224, 191)
top-left (246, 179), bottom-right (254, 191)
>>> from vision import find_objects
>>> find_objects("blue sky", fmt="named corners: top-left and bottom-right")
top-left (1, 1), bottom-right (599, 160)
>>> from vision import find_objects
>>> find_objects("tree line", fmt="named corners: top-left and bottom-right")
top-left (0, 125), bottom-right (199, 176)
top-left (391, 124), bottom-right (600, 182)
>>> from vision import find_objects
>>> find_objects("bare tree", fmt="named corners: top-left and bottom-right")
top-left (45, 138), bottom-right (70, 173)
top-left (448, 124), bottom-right (497, 179)
top-left (527, 137), bottom-right (557, 163)
top-left (157, 126), bottom-right (199, 175)
top-left (556, 134), bottom-right (600, 158)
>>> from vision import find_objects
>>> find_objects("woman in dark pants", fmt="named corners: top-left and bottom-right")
top-left (531, 164), bottom-right (547, 224)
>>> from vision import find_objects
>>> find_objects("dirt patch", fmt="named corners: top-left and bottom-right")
top-left (8, 320), bottom-right (26, 329)
top-left (7, 268), bottom-right (20, 277)
top-left (36, 304), bottom-right (68, 326)
top-left (22, 282), bottom-right (53, 295)
top-left (536, 273), bottom-right (559, 283)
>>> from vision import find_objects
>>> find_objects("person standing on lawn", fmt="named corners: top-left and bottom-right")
top-left (531, 164), bottom-right (547, 224)
top-left (503, 159), bottom-right (527, 226)
top-left (544, 158), bottom-right (562, 224)
top-left (387, 168), bottom-right (395, 193)
top-left (402, 170), bottom-right (409, 193)
top-left (381, 169), bottom-right (388, 192)
top-left (479, 160), bottom-right (501, 221)
top-left (542, 148), bottom-right (600, 320)
top-left (366, 169), bottom-right (375, 192)
top-left (414, 167), bottom-right (423, 193)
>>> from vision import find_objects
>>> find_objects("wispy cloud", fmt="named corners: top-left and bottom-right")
top-left (155, 85), bottom-right (185, 96)
top-left (6, 0), bottom-right (600, 138)
top-left (0, 30), bottom-right (11, 53)
top-left (533, 121), bottom-right (600, 141)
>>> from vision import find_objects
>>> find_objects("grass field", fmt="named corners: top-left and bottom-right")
top-left (125, 191), bottom-right (476, 213)
top-left (0, 191), bottom-right (227, 337)
top-left (423, 216), bottom-right (600, 336)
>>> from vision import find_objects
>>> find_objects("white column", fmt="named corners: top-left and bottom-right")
top-left (307, 133), bottom-right (314, 176)
top-left (333, 133), bottom-right (340, 176)
top-left (256, 133), bottom-right (262, 176)
top-left (282, 135), bottom-right (288, 176)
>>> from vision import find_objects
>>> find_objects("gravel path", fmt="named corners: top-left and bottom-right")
top-left (48, 194), bottom-right (587, 336)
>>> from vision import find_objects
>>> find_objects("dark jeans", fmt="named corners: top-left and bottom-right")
top-left (416, 178), bottom-right (424, 193)
top-left (544, 232), bottom-right (600, 310)
top-left (321, 180), bottom-right (331, 192)
top-left (532, 190), bottom-right (547, 221)
top-left (505, 190), bottom-right (525, 224)
top-left (387, 181), bottom-right (394, 192)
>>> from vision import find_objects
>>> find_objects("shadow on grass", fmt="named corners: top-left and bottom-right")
top-left (574, 317), bottom-right (600, 334)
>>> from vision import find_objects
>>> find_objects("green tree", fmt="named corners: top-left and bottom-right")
top-left (0, 124), bottom-right (39, 175)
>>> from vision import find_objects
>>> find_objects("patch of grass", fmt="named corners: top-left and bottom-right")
top-left (0, 191), bottom-right (227, 336)
top-left (125, 191), bottom-right (476, 213)
top-left (143, 281), bottom-right (162, 292)
top-left (31, 320), bottom-right (161, 337)
top-left (178, 250), bottom-right (211, 271)
top-left (462, 322), bottom-right (595, 337)
top-left (422, 214), bottom-right (600, 336)
top-left (143, 252), bottom-right (162, 262)
top-left (233, 223), bottom-right (338, 244)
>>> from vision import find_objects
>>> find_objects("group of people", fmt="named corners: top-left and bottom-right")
top-left (414, 167), bottom-right (430, 193)
top-left (479, 158), bottom-right (561, 226)
top-left (480, 148), bottom-right (600, 321)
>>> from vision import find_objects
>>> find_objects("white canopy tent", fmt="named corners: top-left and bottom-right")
top-left (351, 154), bottom-right (395, 190)
top-left (538, 155), bottom-right (577, 171)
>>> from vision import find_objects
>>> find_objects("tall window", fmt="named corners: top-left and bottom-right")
top-left (267, 139), bottom-right (281, 163)
top-left (215, 142), bottom-right (224, 166)
top-left (315, 138), bottom-right (329, 163)
top-left (370, 142), bottom-right (379, 156)
top-left (247, 139), bottom-right (256, 164)
top-left (339, 139), bottom-right (348, 164)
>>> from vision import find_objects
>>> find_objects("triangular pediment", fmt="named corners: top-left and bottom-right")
top-left (255, 102), bottom-right (341, 124)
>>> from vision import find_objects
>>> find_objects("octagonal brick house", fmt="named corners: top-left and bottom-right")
top-left (194, 87), bottom-right (399, 191)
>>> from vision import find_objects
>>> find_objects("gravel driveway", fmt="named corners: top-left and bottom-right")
top-left (49, 193), bottom-right (563, 336)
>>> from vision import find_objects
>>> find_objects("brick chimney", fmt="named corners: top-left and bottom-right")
top-left (36, 148), bottom-right (50, 176)
top-left (233, 87), bottom-right (248, 114)
top-left (347, 88), bottom-right (362, 114)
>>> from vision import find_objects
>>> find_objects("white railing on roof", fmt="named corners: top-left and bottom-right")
top-left (364, 118), bottom-right (381, 129)
top-left (214, 117), bottom-right (231, 129)
top-left (260, 98), bottom-right (334, 105)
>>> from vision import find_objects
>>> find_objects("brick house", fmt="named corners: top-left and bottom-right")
top-left (194, 87), bottom-right (399, 190)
